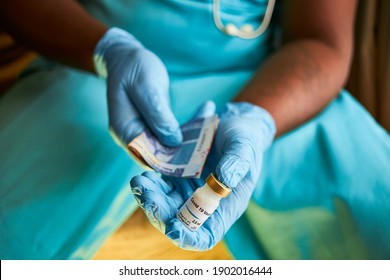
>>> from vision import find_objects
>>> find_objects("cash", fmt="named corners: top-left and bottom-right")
top-left (128, 115), bottom-right (219, 178)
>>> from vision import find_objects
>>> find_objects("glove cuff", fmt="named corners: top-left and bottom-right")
top-left (223, 102), bottom-right (276, 149)
top-left (256, 105), bottom-right (276, 149)
top-left (93, 27), bottom-right (143, 78)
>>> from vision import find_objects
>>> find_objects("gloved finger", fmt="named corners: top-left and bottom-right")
top-left (135, 90), bottom-right (183, 147)
top-left (163, 177), bottom-right (202, 201)
top-left (189, 101), bottom-right (216, 120)
top-left (142, 171), bottom-right (193, 207)
top-left (165, 190), bottom-right (246, 251)
top-left (165, 218), bottom-right (218, 251)
top-left (214, 187), bottom-right (251, 229)
top-left (130, 52), bottom-right (182, 147)
top-left (107, 84), bottom-right (145, 144)
top-left (142, 171), bottom-right (173, 194)
top-left (130, 174), bottom-right (183, 211)
top-left (130, 175), bottom-right (182, 231)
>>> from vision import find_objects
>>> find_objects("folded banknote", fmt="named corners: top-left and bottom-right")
top-left (128, 115), bottom-right (219, 178)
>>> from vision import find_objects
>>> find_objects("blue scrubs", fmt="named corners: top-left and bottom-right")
top-left (1, 0), bottom-right (389, 259)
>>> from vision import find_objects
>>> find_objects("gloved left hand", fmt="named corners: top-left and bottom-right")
top-left (130, 101), bottom-right (276, 250)
top-left (94, 27), bottom-right (182, 148)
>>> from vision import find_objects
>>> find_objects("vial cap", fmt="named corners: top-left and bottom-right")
top-left (206, 173), bottom-right (232, 198)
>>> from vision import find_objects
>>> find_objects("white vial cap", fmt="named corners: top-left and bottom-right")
top-left (206, 173), bottom-right (232, 198)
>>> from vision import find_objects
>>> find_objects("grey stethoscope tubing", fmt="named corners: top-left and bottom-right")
top-left (212, 0), bottom-right (276, 39)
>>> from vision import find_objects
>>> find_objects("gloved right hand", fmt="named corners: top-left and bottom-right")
top-left (93, 27), bottom-right (182, 147)
top-left (130, 101), bottom-right (276, 250)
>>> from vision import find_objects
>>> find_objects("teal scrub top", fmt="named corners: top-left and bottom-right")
top-left (79, 0), bottom-right (390, 259)
top-left (80, 0), bottom-right (275, 121)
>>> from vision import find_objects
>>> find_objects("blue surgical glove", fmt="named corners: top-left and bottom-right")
top-left (130, 101), bottom-right (276, 250)
top-left (94, 27), bottom-right (182, 147)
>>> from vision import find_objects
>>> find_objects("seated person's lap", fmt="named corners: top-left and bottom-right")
top-left (1, 60), bottom-right (389, 259)
top-left (0, 61), bottom-right (142, 259)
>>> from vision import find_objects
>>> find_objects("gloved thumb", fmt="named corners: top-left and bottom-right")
top-left (130, 51), bottom-right (183, 147)
top-left (139, 95), bottom-right (183, 147)
top-left (215, 141), bottom-right (253, 189)
top-left (190, 101), bottom-right (216, 120)
top-left (214, 103), bottom-right (276, 188)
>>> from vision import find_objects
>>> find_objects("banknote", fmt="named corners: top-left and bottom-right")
top-left (128, 115), bottom-right (219, 178)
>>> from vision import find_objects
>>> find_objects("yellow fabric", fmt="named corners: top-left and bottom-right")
top-left (0, 32), bottom-right (36, 95)
top-left (245, 199), bottom-right (369, 259)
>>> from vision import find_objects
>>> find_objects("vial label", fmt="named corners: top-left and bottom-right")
top-left (177, 196), bottom-right (215, 231)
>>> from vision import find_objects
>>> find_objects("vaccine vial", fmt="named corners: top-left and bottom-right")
top-left (177, 173), bottom-right (231, 231)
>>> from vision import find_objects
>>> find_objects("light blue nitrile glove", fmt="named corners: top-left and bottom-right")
top-left (130, 101), bottom-right (276, 250)
top-left (94, 27), bottom-right (182, 147)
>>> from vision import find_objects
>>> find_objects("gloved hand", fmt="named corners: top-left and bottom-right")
top-left (130, 101), bottom-right (276, 250)
top-left (94, 27), bottom-right (182, 147)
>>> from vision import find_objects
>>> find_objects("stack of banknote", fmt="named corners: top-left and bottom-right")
top-left (128, 115), bottom-right (219, 178)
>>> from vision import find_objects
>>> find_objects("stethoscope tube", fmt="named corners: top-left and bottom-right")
top-left (212, 0), bottom-right (276, 39)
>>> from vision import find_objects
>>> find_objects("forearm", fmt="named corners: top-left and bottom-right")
top-left (236, 39), bottom-right (352, 137)
top-left (0, 0), bottom-right (107, 72)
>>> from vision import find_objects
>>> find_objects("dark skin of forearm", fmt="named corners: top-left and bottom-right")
top-left (0, 0), bottom-right (107, 72)
top-left (236, 0), bottom-right (357, 137)
top-left (236, 39), bottom-right (351, 137)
